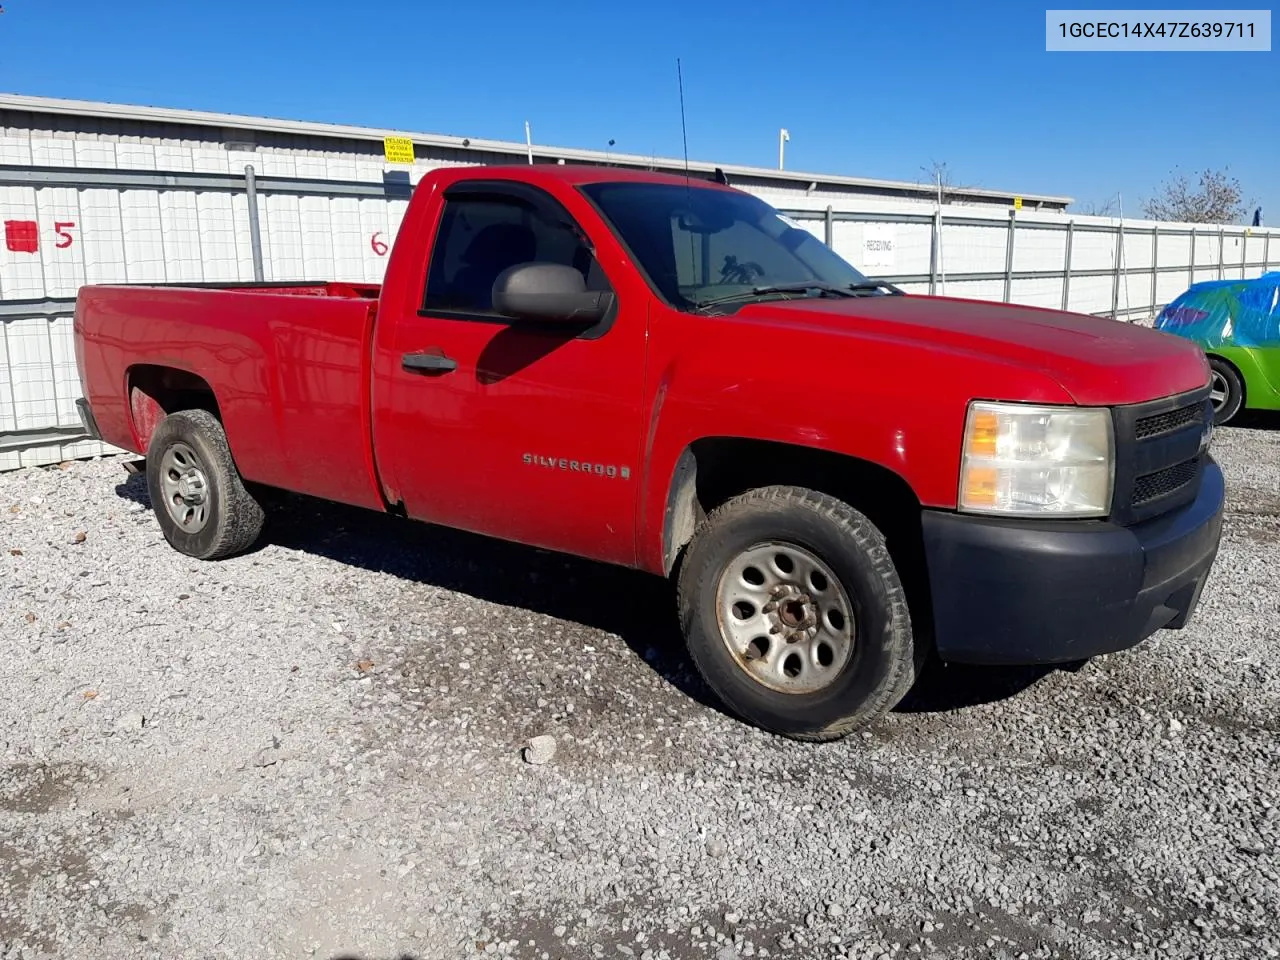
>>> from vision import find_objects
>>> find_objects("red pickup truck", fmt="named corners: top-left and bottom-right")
top-left (73, 164), bottom-right (1224, 741)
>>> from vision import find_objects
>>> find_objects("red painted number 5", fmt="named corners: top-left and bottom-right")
top-left (370, 232), bottom-right (388, 256)
top-left (55, 221), bottom-right (76, 249)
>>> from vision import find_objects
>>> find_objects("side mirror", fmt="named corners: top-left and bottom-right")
top-left (491, 262), bottom-right (614, 324)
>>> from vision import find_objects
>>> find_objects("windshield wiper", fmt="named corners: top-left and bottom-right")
top-left (848, 280), bottom-right (905, 296)
top-left (693, 279), bottom-right (904, 312)
top-left (693, 282), bottom-right (858, 311)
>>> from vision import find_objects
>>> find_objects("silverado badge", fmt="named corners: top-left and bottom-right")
top-left (523, 453), bottom-right (632, 480)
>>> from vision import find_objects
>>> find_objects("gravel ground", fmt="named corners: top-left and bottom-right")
top-left (1, 419), bottom-right (1277, 960)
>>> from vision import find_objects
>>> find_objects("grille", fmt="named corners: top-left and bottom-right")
top-left (1132, 457), bottom-right (1200, 506)
top-left (1134, 402), bottom-right (1202, 440)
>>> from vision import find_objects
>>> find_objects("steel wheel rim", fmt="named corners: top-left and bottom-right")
top-left (1209, 371), bottom-right (1228, 410)
top-left (159, 441), bottom-right (211, 534)
top-left (714, 541), bottom-right (856, 695)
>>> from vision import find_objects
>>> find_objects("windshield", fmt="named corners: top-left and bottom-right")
top-left (579, 181), bottom-right (874, 312)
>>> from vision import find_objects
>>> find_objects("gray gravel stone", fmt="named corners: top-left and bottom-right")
top-left (0, 428), bottom-right (1277, 959)
top-left (522, 734), bottom-right (557, 765)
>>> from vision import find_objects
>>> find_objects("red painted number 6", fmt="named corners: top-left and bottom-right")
top-left (370, 232), bottom-right (388, 256)
top-left (55, 221), bottom-right (76, 249)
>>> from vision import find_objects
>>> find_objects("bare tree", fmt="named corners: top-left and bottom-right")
top-left (1141, 167), bottom-right (1252, 224)
top-left (1076, 197), bottom-right (1119, 217)
top-left (918, 159), bottom-right (957, 204)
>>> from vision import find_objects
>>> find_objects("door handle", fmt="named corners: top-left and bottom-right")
top-left (402, 349), bottom-right (458, 375)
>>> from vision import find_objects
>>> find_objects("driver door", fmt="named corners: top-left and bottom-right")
top-left (375, 180), bottom-right (649, 567)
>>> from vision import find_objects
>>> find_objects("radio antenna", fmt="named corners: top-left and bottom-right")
top-left (677, 58), bottom-right (691, 186)
top-left (675, 57), bottom-right (699, 290)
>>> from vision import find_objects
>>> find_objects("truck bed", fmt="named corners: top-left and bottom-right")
top-left (74, 282), bottom-right (388, 511)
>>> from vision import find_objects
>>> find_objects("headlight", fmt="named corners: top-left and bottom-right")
top-left (959, 401), bottom-right (1114, 518)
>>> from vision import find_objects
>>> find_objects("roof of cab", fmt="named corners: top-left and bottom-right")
top-left (446, 163), bottom-right (735, 190)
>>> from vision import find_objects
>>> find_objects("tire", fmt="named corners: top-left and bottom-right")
top-left (1208, 357), bottom-right (1244, 425)
top-left (676, 485), bottom-right (921, 742)
top-left (145, 409), bottom-right (265, 560)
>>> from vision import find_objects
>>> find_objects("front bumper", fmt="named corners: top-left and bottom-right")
top-left (921, 456), bottom-right (1225, 665)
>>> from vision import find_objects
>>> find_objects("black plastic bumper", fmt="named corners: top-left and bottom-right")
top-left (75, 398), bottom-right (101, 441)
top-left (921, 457), bottom-right (1225, 665)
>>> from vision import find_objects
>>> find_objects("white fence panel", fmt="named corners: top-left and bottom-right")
top-left (1121, 230), bottom-right (1154, 271)
top-left (359, 197), bottom-right (393, 282)
top-left (195, 192), bottom-right (244, 282)
top-left (263, 194), bottom-right (303, 281)
top-left (940, 222), bottom-right (1009, 274)
top-left (120, 190), bottom-right (168, 282)
top-left (81, 188), bottom-right (127, 283)
top-left (0, 185), bottom-right (44, 299)
top-left (1012, 226), bottom-right (1068, 274)
top-left (5, 317), bottom-right (59, 430)
top-left (1009, 276), bottom-right (1067, 310)
top-left (1161, 231), bottom-right (1192, 268)
top-left (299, 194), bottom-right (337, 279)
top-left (159, 191), bottom-right (205, 282)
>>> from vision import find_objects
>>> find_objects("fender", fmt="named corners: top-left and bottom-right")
top-left (1207, 346), bottom-right (1280, 411)
top-left (634, 321), bottom-right (1077, 576)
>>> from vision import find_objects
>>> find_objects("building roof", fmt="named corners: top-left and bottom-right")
top-left (0, 92), bottom-right (1074, 207)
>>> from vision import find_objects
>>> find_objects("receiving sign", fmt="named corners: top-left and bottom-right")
top-left (862, 223), bottom-right (896, 270)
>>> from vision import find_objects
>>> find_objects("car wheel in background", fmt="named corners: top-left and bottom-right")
top-left (1207, 358), bottom-right (1244, 425)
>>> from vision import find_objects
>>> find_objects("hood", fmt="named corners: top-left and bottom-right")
top-left (732, 294), bottom-right (1210, 406)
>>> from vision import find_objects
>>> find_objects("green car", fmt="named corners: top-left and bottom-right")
top-left (1153, 272), bottom-right (1280, 424)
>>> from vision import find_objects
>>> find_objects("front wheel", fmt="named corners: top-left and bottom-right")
top-left (145, 409), bottom-right (265, 560)
top-left (676, 485), bottom-right (920, 741)
top-left (1208, 358), bottom-right (1244, 425)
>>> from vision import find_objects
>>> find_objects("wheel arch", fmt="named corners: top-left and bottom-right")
top-left (659, 436), bottom-right (933, 644)
top-left (126, 363), bottom-right (222, 451)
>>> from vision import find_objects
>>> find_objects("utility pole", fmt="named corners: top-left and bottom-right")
top-left (778, 128), bottom-right (790, 170)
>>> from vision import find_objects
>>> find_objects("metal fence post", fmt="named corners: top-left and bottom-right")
top-left (1112, 219), bottom-right (1125, 319)
top-left (824, 206), bottom-right (833, 247)
top-left (1003, 209), bottom-right (1016, 303)
top-left (1150, 226), bottom-right (1159, 316)
top-left (245, 164), bottom-right (265, 283)
top-left (929, 209), bottom-right (940, 296)
top-left (1189, 227), bottom-right (1196, 287)
top-left (1217, 228), bottom-right (1225, 280)
top-left (1061, 220), bottom-right (1074, 311)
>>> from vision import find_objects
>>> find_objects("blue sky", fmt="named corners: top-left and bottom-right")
top-left (0, 0), bottom-right (1274, 219)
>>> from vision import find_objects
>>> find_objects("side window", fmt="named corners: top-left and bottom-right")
top-left (422, 193), bottom-right (609, 317)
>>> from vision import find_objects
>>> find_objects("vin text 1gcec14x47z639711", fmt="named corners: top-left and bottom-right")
top-left (72, 163), bottom-right (1224, 741)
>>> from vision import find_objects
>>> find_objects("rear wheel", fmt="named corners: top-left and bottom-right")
top-left (676, 485), bottom-right (921, 741)
top-left (1208, 357), bottom-right (1244, 425)
top-left (145, 409), bottom-right (265, 560)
